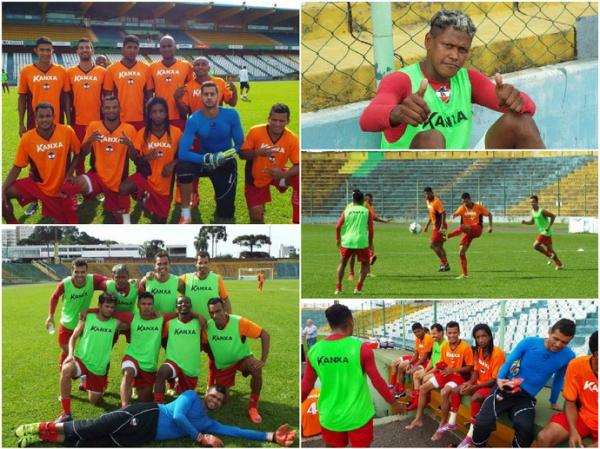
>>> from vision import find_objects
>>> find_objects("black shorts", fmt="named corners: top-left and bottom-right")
top-left (240, 81), bottom-right (250, 90)
top-left (63, 403), bottom-right (159, 447)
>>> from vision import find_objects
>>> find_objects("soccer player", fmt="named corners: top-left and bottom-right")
top-left (2, 103), bottom-right (81, 224)
top-left (535, 331), bottom-right (597, 448)
top-left (94, 55), bottom-right (108, 69)
top-left (422, 186), bottom-right (450, 271)
top-left (240, 103), bottom-right (299, 224)
top-left (360, 10), bottom-right (545, 150)
top-left (57, 293), bottom-right (127, 422)
top-left (205, 298), bottom-right (270, 423)
top-left (178, 251), bottom-right (231, 319)
top-left (257, 270), bottom-right (265, 292)
top-left (472, 319), bottom-right (577, 448)
top-left (18, 37), bottom-right (71, 135)
top-left (448, 192), bottom-right (492, 279)
top-left (66, 38), bottom-right (106, 172)
top-left (102, 35), bottom-right (150, 130)
top-left (239, 65), bottom-right (250, 100)
top-left (139, 251), bottom-right (180, 313)
top-left (100, 264), bottom-right (138, 314)
top-left (118, 97), bottom-right (181, 223)
top-left (2, 69), bottom-right (10, 93)
top-left (154, 296), bottom-right (207, 401)
top-left (45, 259), bottom-right (106, 369)
top-left (302, 304), bottom-right (404, 447)
top-left (176, 81), bottom-right (243, 223)
top-left (16, 387), bottom-right (296, 448)
top-left (72, 95), bottom-right (136, 223)
top-left (335, 190), bottom-right (374, 294)
top-left (455, 324), bottom-right (505, 448)
top-left (405, 321), bottom-right (473, 440)
top-left (407, 323), bottom-right (446, 411)
top-left (521, 195), bottom-right (563, 269)
top-left (390, 322), bottom-right (433, 397)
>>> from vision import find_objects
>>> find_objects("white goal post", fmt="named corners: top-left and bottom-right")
top-left (238, 267), bottom-right (274, 280)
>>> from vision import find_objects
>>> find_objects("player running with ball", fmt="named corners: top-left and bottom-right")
top-left (521, 195), bottom-right (563, 270)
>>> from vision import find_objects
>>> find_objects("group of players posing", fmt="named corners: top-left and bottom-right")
top-left (15, 252), bottom-right (296, 447)
top-left (2, 34), bottom-right (299, 225)
top-left (334, 187), bottom-right (563, 293)
top-left (392, 320), bottom-right (596, 448)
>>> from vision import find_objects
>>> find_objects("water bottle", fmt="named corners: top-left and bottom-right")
top-left (47, 322), bottom-right (55, 335)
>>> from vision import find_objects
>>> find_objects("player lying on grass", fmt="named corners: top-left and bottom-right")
top-left (389, 322), bottom-right (433, 397)
top-left (360, 10), bottom-right (545, 150)
top-left (422, 187), bottom-right (450, 272)
top-left (535, 331), bottom-right (597, 448)
top-left (471, 319), bottom-right (576, 447)
top-left (16, 387), bottom-right (296, 448)
top-left (521, 195), bottom-right (563, 270)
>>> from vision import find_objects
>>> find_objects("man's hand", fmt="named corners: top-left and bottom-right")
top-left (440, 367), bottom-right (454, 377)
top-left (197, 434), bottom-right (223, 447)
top-left (145, 271), bottom-right (155, 280)
top-left (265, 167), bottom-right (285, 180)
top-left (568, 430), bottom-right (584, 448)
top-left (246, 357), bottom-right (266, 370)
top-left (45, 315), bottom-right (55, 331)
top-left (495, 73), bottom-right (523, 113)
top-left (119, 131), bottom-right (134, 149)
top-left (85, 129), bottom-right (103, 146)
top-left (488, 226), bottom-right (493, 234)
top-left (162, 161), bottom-right (176, 178)
top-left (274, 424), bottom-right (296, 447)
top-left (390, 78), bottom-right (431, 126)
top-left (459, 382), bottom-right (475, 395)
top-left (203, 149), bottom-right (237, 170)
top-left (174, 86), bottom-right (186, 101)
top-left (336, 239), bottom-right (341, 249)
top-left (256, 145), bottom-right (278, 157)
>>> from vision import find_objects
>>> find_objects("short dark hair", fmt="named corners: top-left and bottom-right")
top-left (431, 323), bottom-right (444, 333)
top-left (208, 297), bottom-right (224, 308)
top-left (325, 303), bottom-right (353, 328)
top-left (112, 264), bottom-right (129, 276)
top-left (155, 251), bottom-right (170, 261)
top-left (352, 190), bottom-right (364, 203)
top-left (423, 186), bottom-right (433, 193)
top-left (138, 291), bottom-right (154, 303)
top-left (35, 102), bottom-right (54, 115)
top-left (446, 321), bottom-right (460, 331)
top-left (72, 258), bottom-right (88, 269)
top-left (551, 319), bottom-right (576, 337)
top-left (197, 251), bottom-right (210, 260)
top-left (201, 81), bottom-right (218, 93)
top-left (461, 192), bottom-right (471, 200)
top-left (77, 38), bottom-right (92, 48)
top-left (530, 195), bottom-right (539, 201)
top-left (411, 322), bottom-right (423, 331)
top-left (123, 35), bottom-right (140, 47)
top-left (98, 292), bottom-right (116, 305)
top-left (35, 36), bottom-right (53, 48)
top-left (102, 94), bottom-right (119, 106)
top-left (424, 327), bottom-right (430, 334)
top-left (365, 193), bottom-right (373, 200)
top-left (589, 331), bottom-right (598, 354)
top-left (208, 384), bottom-right (228, 398)
top-left (269, 103), bottom-right (290, 119)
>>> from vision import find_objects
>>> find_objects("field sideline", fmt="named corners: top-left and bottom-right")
top-left (1, 80), bottom-right (299, 224)
top-left (302, 223), bottom-right (598, 298)
top-left (2, 279), bottom-right (299, 447)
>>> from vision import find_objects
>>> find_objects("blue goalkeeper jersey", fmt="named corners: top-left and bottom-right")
top-left (155, 390), bottom-right (269, 442)
top-left (178, 107), bottom-right (244, 165)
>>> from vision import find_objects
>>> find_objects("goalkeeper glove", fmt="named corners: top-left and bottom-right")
top-left (197, 434), bottom-right (224, 447)
top-left (202, 149), bottom-right (237, 170)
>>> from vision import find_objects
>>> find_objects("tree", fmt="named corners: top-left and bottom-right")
top-left (232, 234), bottom-right (272, 255)
top-left (194, 230), bottom-right (209, 254)
top-left (19, 226), bottom-right (63, 260)
top-left (143, 240), bottom-right (165, 259)
top-left (197, 226), bottom-right (227, 258)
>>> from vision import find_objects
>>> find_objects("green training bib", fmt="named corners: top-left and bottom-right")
top-left (184, 272), bottom-right (220, 319)
top-left (341, 205), bottom-right (369, 249)
top-left (146, 274), bottom-right (179, 313)
top-left (166, 318), bottom-right (201, 377)
top-left (74, 313), bottom-right (117, 375)
top-left (532, 208), bottom-right (552, 236)
top-left (125, 314), bottom-right (164, 372)
top-left (105, 280), bottom-right (137, 312)
top-left (60, 275), bottom-right (95, 330)
top-left (207, 315), bottom-right (254, 369)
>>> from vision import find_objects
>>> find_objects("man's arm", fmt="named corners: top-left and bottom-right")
top-left (231, 112), bottom-right (244, 152)
top-left (301, 354), bottom-right (317, 402)
top-left (66, 320), bottom-right (85, 359)
top-left (498, 338), bottom-right (529, 380)
top-left (359, 71), bottom-right (412, 132)
top-left (413, 351), bottom-right (431, 370)
top-left (564, 400), bottom-right (584, 448)
top-left (174, 86), bottom-right (190, 118)
top-left (335, 212), bottom-right (345, 247)
top-left (549, 363), bottom-right (568, 406)
top-left (487, 212), bottom-right (493, 232)
top-left (203, 419), bottom-right (270, 442)
top-left (18, 94), bottom-right (27, 136)
top-left (367, 214), bottom-right (374, 249)
top-left (468, 69), bottom-right (536, 114)
top-left (178, 116), bottom-right (205, 165)
top-left (62, 91), bottom-right (72, 126)
top-left (521, 217), bottom-right (534, 225)
top-left (542, 209), bottom-right (556, 229)
top-left (3, 166), bottom-right (22, 194)
top-left (258, 329), bottom-right (270, 364)
top-left (360, 343), bottom-right (395, 403)
top-left (46, 281), bottom-right (65, 329)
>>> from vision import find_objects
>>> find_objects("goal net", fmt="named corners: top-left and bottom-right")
top-left (238, 267), bottom-right (274, 280)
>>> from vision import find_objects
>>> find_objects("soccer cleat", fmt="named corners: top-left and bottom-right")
top-left (394, 391), bottom-right (406, 399)
top-left (348, 272), bottom-right (355, 281)
top-left (458, 436), bottom-right (473, 448)
top-left (98, 193), bottom-right (105, 203)
top-left (55, 412), bottom-right (73, 424)
top-left (17, 434), bottom-right (40, 448)
top-left (456, 274), bottom-right (468, 280)
top-left (438, 264), bottom-right (450, 272)
top-left (15, 423), bottom-right (40, 438)
top-left (334, 289), bottom-right (341, 295)
top-left (178, 216), bottom-right (192, 224)
top-left (24, 202), bottom-right (38, 216)
top-left (248, 407), bottom-right (262, 424)
top-left (547, 258), bottom-right (553, 265)
top-left (437, 423), bottom-right (457, 433)
top-left (165, 388), bottom-right (177, 398)
top-left (555, 265), bottom-right (564, 271)
top-left (369, 255), bottom-right (377, 266)
top-left (353, 288), bottom-right (362, 294)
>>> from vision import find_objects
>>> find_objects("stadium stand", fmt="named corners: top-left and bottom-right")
top-left (2, 23), bottom-right (94, 42)
top-left (185, 30), bottom-right (277, 46)
top-left (3, 262), bottom-right (55, 284)
top-left (224, 54), bottom-right (268, 77)
top-left (157, 28), bottom-right (195, 46)
top-left (256, 54), bottom-right (296, 75)
top-left (262, 32), bottom-right (298, 46)
top-left (275, 261), bottom-right (299, 278)
top-left (44, 263), bottom-right (71, 279)
top-left (90, 26), bottom-right (125, 42)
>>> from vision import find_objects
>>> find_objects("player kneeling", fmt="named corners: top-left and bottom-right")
top-left (119, 97), bottom-right (181, 223)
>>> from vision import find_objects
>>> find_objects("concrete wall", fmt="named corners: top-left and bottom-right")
top-left (302, 59), bottom-right (598, 149)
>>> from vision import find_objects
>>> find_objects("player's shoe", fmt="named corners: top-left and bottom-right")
top-left (353, 288), bottom-right (362, 294)
top-left (98, 193), bottom-right (105, 203)
top-left (394, 391), bottom-right (406, 399)
top-left (437, 423), bottom-right (457, 433)
top-left (369, 255), bottom-right (377, 266)
top-left (131, 389), bottom-right (139, 400)
top-left (54, 412), bottom-right (73, 423)
top-left (334, 289), bottom-right (341, 295)
top-left (555, 265), bottom-right (564, 270)
top-left (17, 434), bottom-right (40, 448)
top-left (457, 436), bottom-right (473, 448)
top-left (24, 202), bottom-right (38, 216)
top-left (547, 258), bottom-right (553, 265)
top-left (348, 272), bottom-right (355, 281)
top-left (165, 388), bottom-right (177, 398)
top-left (15, 423), bottom-right (40, 438)
top-left (248, 407), bottom-right (262, 424)
top-left (438, 264), bottom-right (450, 272)
top-left (178, 216), bottom-right (192, 224)
top-left (456, 274), bottom-right (469, 280)
top-left (406, 399), bottom-right (419, 411)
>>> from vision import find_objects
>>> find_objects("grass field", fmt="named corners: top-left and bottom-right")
top-left (302, 223), bottom-right (598, 298)
top-left (1, 80), bottom-right (299, 224)
top-left (2, 279), bottom-right (299, 447)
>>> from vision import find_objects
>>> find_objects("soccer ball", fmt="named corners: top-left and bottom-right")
top-left (409, 222), bottom-right (421, 234)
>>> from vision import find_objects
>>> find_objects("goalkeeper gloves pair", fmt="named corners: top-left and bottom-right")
top-left (202, 148), bottom-right (237, 170)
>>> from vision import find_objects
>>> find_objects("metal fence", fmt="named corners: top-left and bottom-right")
top-left (302, 2), bottom-right (598, 111)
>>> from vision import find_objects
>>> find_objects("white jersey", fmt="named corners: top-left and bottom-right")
top-left (239, 68), bottom-right (249, 83)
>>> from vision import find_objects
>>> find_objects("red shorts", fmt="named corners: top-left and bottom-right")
top-left (474, 386), bottom-right (494, 399)
top-left (340, 247), bottom-right (371, 264)
top-left (460, 224), bottom-right (483, 246)
top-left (83, 171), bottom-right (130, 213)
top-left (73, 357), bottom-right (108, 393)
top-left (58, 323), bottom-right (74, 346)
top-left (122, 355), bottom-right (157, 389)
top-left (73, 124), bottom-right (87, 143)
top-left (127, 121), bottom-right (146, 131)
top-left (128, 173), bottom-right (172, 220)
top-left (214, 358), bottom-right (257, 388)
top-left (164, 359), bottom-right (198, 394)
top-left (431, 228), bottom-right (446, 244)
top-left (536, 234), bottom-right (553, 246)
top-left (245, 177), bottom-right (289, 208)
top-left (12, 178), bottom-right (77, 223)
top-left (170, 118), bottom-right (186, 132)
top-left (433, 372), bottom-right (466, 389)
top-left (550, 412), bottom-right (598, 441)
top-left (321, 418), bottom-right (373, 448)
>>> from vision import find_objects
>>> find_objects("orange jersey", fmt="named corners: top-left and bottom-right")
top-left (241, 125), bottom-right (299, 188)
top-left (563, 355), bottom-right (598, 432)
top-left (66, 65), bottom-right (106, 125)
top-left (18, 64), bottom-right (70, 124)
top-left (182, 76), bottom-right (232, 113)
top-left (147, 59), bottom-right (193, 120)
top-left (84, 121), bottom-right (136, 192)
top-left (427, 197), bottom-right (445, 228)
top-left (301, 388), bottom-right (322, 437)
top-left (103, 61), bottom-right (150, 123)
top-left (133, 126), bottom-right (182, 196)
top-left (475, 346), bottom-right (505, 385)
top-left (454, 203), bottom-right (491, 227)
top-left (415, 333), bottom-right (434, 360)
top-left (14, 124), bottom-right (80, 197)
top-left (440, 340), bottom-right (474, 370)
top-left (257, 273), bottom-right (265, 282)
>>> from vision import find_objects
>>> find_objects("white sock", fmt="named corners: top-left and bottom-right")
top-left (449, 411), bottom-right (457, 425)
top-left (181, 208), bottom-right (191, 219)
top-left (122, 213), bottom-right (131, 224)
top-left (467, 423), bottom-right (474, 438)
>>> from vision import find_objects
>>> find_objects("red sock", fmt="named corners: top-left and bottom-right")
top-left (290, 175), bottom-right (299, 224)
top-left (448, 227), bottom-right (463, 239)
top-left (397, 381), bottom-right (405, 391)
top-left (61, 398), bottom-right (71, 414)
top-left (356, 281), bottom-right (363, 290)
top-left (450, 392), bottom-right (461, 412)
top-left (154, 392), bottom-right (164, 403)
top-left (38, 422), bottom-right (56, 433)
top-left (249, 393), bottom-right (260, 409)
top-left (59, 353), bottom-right (67, 371)
top-left (40, 429), bottom-right (59, 443)
top-left (470, 400), bottom-right (482, 419)
top-left (460, 254), bottom-right (468, 275)
top-left (440, 256), bottom-right (448, 265)
top-left (336, 282), bottom-right (342, 291)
